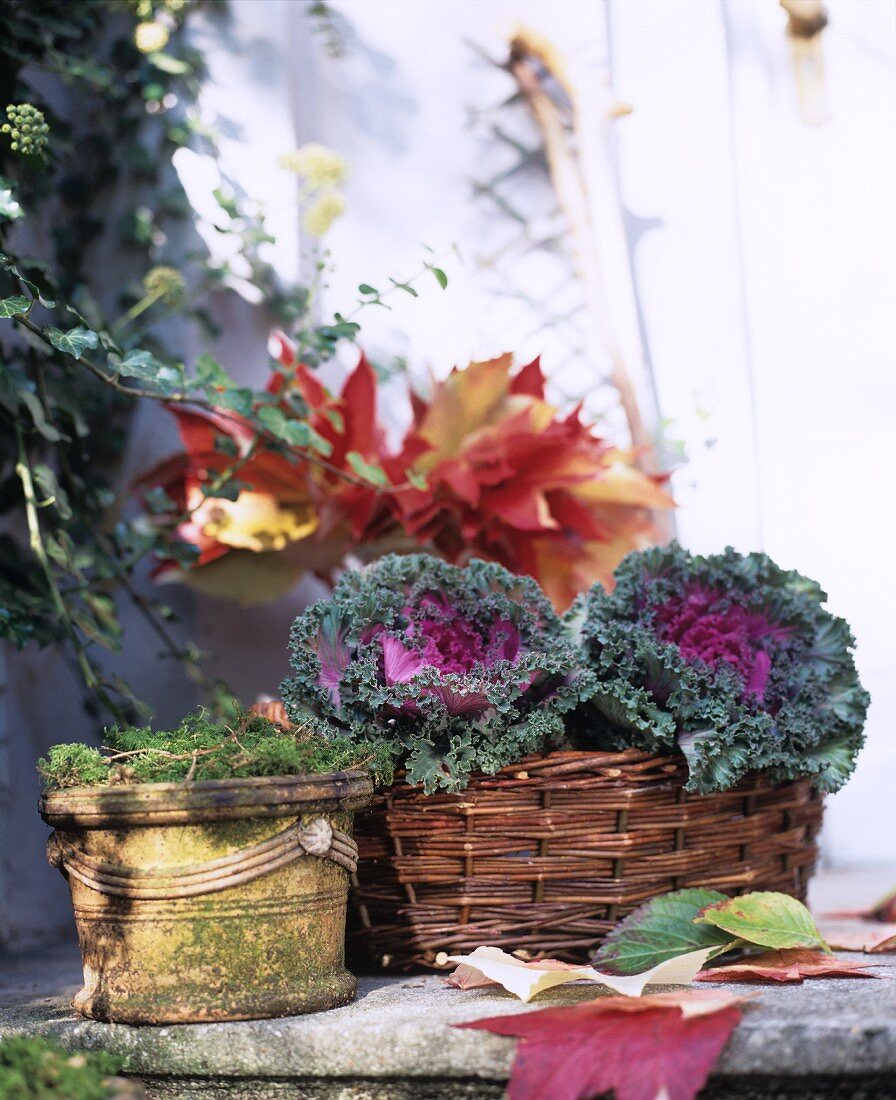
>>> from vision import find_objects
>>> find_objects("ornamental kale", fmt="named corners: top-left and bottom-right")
top-left (568, 543), bottom-right (869, 794)
top-left (281, 554), bottom-right (585, 792)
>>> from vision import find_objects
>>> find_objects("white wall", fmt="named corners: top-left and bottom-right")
top-left (299, 0), bottom-right (896, 866)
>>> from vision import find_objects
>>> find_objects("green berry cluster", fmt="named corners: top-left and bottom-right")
top-left (1, 103), bottom-right (49, 156)
top-left (143, 264), bottom-right (186, 305)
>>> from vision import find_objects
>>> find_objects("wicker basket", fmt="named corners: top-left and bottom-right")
top-left (347, 748), bottom-right (824, 970)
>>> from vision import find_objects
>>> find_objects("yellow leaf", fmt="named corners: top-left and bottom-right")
top-left (193, 491), bottom-right (319, 552)
top-left (444, 944), bottom-right (716, 1004)
top-left (416, 355), bottom-right (514, 458)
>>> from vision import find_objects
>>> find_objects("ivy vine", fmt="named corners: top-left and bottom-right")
top-left (0, 0), bottom-right (443, 723)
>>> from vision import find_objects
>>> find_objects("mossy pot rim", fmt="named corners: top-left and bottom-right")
top-left (40, 769), bottom-right (373, 828)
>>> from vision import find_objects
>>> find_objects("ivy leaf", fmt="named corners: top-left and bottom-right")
top-left (194, 352), bottom-right (228, 389)
top-left (0, 253), bottom-right (55, 308)
top-left (346, 451), bottom-right (388, 487)
top-left (696, 891), bottom-right (828, 951)
top-left (46, 326), bottom-right (99, 361)
top-left (32, 465), bottom-right (72, 521)
top-left (19, 392), bottom-right (64, 442)
top-left (256, 405), bottom-right (334, 456)
top-left (215, 387), bottom-right (255, 416)
top-left (592, 889), bottom-right (736, 976)
top-left (457, 991), bottom-right (744, 1100)
top-left (113, 350), bottom-right (184, 394)
top-left (0, 295), bottom-right (30, 318)
top-left (696, 947), bottom-right (879, 984)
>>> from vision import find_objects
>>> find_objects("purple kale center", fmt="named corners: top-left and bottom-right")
top-left (653, 586), bottom-right (788, 701)
top-left (379, 596), bottom-right (524, 716)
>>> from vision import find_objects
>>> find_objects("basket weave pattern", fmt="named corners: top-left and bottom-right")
top-left (348, 748), bottom-right (824, 970)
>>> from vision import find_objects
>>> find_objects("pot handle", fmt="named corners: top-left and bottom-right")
top-left (46, 817), bottom-right (358, 900)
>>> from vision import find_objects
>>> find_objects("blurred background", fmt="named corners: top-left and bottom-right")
top-left (2, 0), bottom-right (894, 950)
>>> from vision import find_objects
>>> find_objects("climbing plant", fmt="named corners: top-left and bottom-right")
top-left (0, 0), bottom-right (436, 722)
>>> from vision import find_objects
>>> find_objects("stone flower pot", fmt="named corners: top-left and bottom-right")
top-left (40, 771), bottom-right (372, 1024)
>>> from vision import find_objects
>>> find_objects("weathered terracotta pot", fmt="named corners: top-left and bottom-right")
top-left (40, 772), bottom-right (372, 1024)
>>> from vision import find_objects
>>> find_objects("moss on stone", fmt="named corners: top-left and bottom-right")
top-left (0, 1036), bottom-right (123, 1099)
top-left (38, 712), bottom-right (393, 790)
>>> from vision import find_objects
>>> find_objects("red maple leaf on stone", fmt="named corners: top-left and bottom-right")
top-left (457, 991), bottom-right (742, 1100)
top-left (695, 948), bottom-right (880, 984)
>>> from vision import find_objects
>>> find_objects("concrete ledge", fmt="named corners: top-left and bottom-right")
top-left (2, 937), bottom-right (896, 1097)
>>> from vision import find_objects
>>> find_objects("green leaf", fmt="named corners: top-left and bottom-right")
top-left (113, 350), bottom-right (184, 394)
top-left (592, 888), bottom-right (736, 976)
top-left (0, 296), bottom-right (30, 318)
top-left (358, 284), bottom-right (378, 296)
top-left (19, 392), bottom-right (64, 442)
top-left (405, 469), bottom-right (427, 491)
top-left (215, 387), bottom-right (255, 416)
top-left (695, 891), bottom-right (829, 951)
top-left (194, 352), bottom-right (228, 389)
top-left (32, 465), bottom-right (72, 520)
top-left (429, 266), bottom-right (448, 289)
top-left (0, 253), bottom-right (55, 308)
top-left (256, 406), bottom-right (333, 456)
top-left (46, 326), bottom-right (99, 361)
top-left (149, 52), bottom-right (192, 75)
top-left (201, 477), bottom-right (251, 502)
top-left (389, 277), bottom-right (418, 297)
top-left (346, 451), bottom-right (388, 486)
top-left (142, 486), bottom-right (178, 515)
top-left (317, 317), bottom-right (361, 342)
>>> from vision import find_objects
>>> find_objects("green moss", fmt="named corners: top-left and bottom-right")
top-left (0, 1037), bottom-right (122, 1099)
top-left (38, 711), bottom-right (393, 790)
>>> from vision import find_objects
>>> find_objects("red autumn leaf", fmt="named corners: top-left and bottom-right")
top-left (136, 349), bottom-right (391, 597)
top-left (383, 354), bottom-right (674, 609)
top-left (457, 992), bottom-right (742, 1100)
top-left (695, 948), bottom-right (880, 984)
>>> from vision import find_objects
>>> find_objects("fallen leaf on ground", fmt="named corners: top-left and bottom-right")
top-left (443, 944), bottom-right (717, 1003)
top-left (696, 891), bottom-right (828, 951)
top-left (592, 888), bottom-right (737, 976)
top-left (695, 947), bottom-right (880, 984)
top-left (444, 956), bottom-right (583, 991)
top-left (817, 921), bottom-right (896, 953)
top-left (456, 990), bottom-right (744, 1100)
top-left (825, 886), bottom-right (896, 924)
top-left (822, 880), bottom-right (896, 924)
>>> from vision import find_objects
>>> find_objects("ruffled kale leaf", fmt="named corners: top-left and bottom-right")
top-left (568, 542), bottom-right (869, 794)
top-left (282, 553), bottom-right (587, 791)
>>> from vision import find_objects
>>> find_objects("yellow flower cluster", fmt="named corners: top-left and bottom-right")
top-left (302, 192), bottom-right (346, 238)
top-left (135, 21), bottom-right (170, 53)
top-left (279, 143), bottom-right (348, 239)
top-left (278, 143), bottom-right (347, 188)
